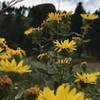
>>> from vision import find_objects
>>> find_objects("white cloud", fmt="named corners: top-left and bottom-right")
top-left (83, 0), bottom-right (100, 13)
top-left (0, 0), bottom-right (100, 12)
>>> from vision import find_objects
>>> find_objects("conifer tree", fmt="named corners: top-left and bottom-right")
top-left (71, 2), bottom-right (86, 33)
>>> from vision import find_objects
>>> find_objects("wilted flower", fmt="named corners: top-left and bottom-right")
top-left (0, 75), bottom-right (12, 86)
top-left (6, 47), bottom-right (25, 58)
top-left (25, 85), bottom-right (41, 96)
top-left (15, 47), bottom-right (26, 57)
top-left (6, 48), bottom-right (16, 55)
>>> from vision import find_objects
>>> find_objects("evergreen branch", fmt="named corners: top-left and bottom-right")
top-left (0, 0), bottom-right (25, 14)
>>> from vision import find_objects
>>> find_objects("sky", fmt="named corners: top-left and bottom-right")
top-left (0, 0), bottom-right (100, 13)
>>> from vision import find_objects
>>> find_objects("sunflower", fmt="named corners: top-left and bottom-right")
top-left (0, 59), bottom-right (32, 74)
top-left (75, 72), bottom-right (100, 84)
top-left (80, 14), bottom-right (98, 20)
top-left (37, 84), bottom-right (90, 100)
top-left (47, 12), bottom-right (62, 22)
top-left (53, 39), bottom-right (77, 52)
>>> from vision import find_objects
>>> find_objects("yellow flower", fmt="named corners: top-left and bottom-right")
top-left (47, 12), bottom-right (62, 22)
top-left (37, 84), bottom-right (90, 100)
top-left (33, 27), bottom-right (43, 32)
top-left (0, 37), bottom-right (6, 44)
top-left (24, 27), bottom-right (43, 36)
top-left (0, 37), bottom-right (8, 51)
top-left (6, 47), bottom-right (25, 58)
top-left (60, 11), bottom-right (73, 17)
top-left (47, 11), bottom-right (72, 22)
top-left (56, 57), bottom-right (72, 64)
top-left (53, 39), bottom-right (77, 52)
top-left (72, 37), bottom-right (82, 41)
top-left (0, 59), bottom-right (32, 74)
top-left (75, 72), bottom-right (100, 84)
top-left (6, 48), bottom-right (16, 55)
top-left (41, 20), bottom-right (47, 27)
top-left (0, 47), bottom-right (4, 52)
top-left (25, 85), bottom-right (41, 96)
top-left (24, 27), bottom-right (34, 35)
top-left (0, 53), bottom-right (11, 59)
top-left (80, 14), bottom-right (98, 20)
top-left (37, 53), bottom-right (47, 60)
top-left (0, 75), bottom-right (12, 86)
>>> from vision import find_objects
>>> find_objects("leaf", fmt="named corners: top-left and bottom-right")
top-left (37, 67), bottom-right (56, 75)
top-left (15, 92), bottom-right (24, 100)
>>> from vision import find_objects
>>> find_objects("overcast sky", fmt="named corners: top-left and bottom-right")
top-left (0, 0), bottom-right (100, 12)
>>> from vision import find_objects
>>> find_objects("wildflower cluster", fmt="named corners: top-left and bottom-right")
top-left (47, 11), bottom-right (72, 22)
top-left (22, 12), bottom-right (100, 100)
top-left (0, 10), bottom-right (99, 100)
top-left (0, 37), bottom-right (32, 99)
top-left (0, 37), bottom-right (25, 59)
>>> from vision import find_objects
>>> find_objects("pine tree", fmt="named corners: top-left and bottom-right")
top-left (70, 2), bottom-right (86, 33)
top-left (88, 10), bottom-right (100, 59)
